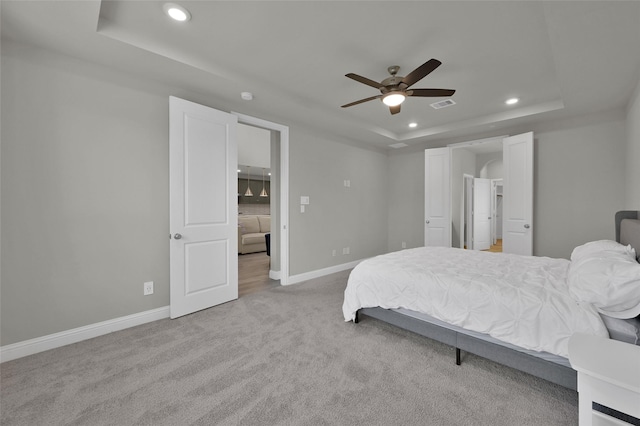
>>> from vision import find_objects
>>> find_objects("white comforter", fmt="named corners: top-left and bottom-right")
top-left (343, 247), bottom-right (608, 358)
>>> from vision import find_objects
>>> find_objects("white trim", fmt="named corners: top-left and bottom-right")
top-left (233, 112), bottom-right (289, 285)
top-left (269, 269), bottom-right (281, 280)
top-left (447, 135), bottom-right (508, 149)
top-left (286, 259), bottom-right (364, 286)
top-left (0, 306), bottom-right (170, 363)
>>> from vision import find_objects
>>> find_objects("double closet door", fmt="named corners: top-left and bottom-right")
top-left (424, 132), bottom-right (533, 256)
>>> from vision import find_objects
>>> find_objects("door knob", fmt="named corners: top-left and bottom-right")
top-left (524, 224), bottom-right (530, 229)
top-left (173, 233), bottom-right (182, 240)
top-left (426, 220), bottom-right (430, 224)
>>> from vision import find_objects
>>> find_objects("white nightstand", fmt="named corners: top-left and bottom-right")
top-left (569, 333), bottom-right (640, 426)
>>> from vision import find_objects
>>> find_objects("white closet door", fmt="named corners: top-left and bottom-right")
top-left (169, 97), bottom-right (238, 319)
top-left (424, 148), bottom-right (451, 247)
top-left (473, 178), bottom-right (491, 250)
top-left (503, 132), bottom-right (534, 255)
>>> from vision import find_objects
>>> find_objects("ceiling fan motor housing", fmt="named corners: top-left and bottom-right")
top-left (381, 76), bottom-right (405, 94)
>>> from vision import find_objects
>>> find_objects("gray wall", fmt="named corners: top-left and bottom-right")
top-left (532, 112), bottom-right (627, 258)
top-left (627, 77), bottom-right (640, 210)
top-left (2, 43), bottom-right (171, 345)
top-left (288, 127), bottom-right (389, 275)
top-left (387, 151), bottom-right (424, 252)
top-left (476, 152), bottom-right (502, 179)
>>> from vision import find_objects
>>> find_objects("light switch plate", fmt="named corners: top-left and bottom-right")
top-left (300, 196), bottom-right (310, 205)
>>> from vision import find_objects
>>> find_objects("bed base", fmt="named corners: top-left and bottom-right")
top-left (355, 307), bottom-right (577, 390)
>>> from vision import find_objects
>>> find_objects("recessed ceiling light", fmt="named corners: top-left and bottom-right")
top-left (408, 122), bottom-right (418, 128)
top-left (505, 98), bottom-right (519, 105)
top-left (163, 3), bottom-right (191, 22)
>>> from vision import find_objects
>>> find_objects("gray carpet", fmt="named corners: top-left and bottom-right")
top-left (1, 270), bottom-right (578, 425)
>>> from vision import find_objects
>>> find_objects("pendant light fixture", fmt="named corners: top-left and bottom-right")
top-left (260, 168), bottom-right (268, 197)
top-left (244, 166), bottom-right (253, 196)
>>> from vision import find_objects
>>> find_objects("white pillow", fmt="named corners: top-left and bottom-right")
top-left (570, 240), bottom-right (636, 263)
top-left (568, 249), bottom-right (640, 319)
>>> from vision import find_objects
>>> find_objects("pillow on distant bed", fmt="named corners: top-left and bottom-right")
top-left (568, 246), bottom-right (640, 319)
top-left (570, 240), bottom-right (636, 263)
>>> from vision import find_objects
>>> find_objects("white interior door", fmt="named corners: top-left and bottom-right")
top-left (503, 132), bottom-right (534, 255)
top-left (169, 96), bottom-right (238, 319)
top-left (424, 148), bottom-right (451, 247)
top-left (473, 178), bottom-right (491, 250)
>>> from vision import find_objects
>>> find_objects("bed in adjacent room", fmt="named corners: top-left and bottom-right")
top-left (343, 211), bottom-right (640, 390)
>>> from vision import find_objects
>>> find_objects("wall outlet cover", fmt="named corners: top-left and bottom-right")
top-left (144, 281), bottom-right (154, 296)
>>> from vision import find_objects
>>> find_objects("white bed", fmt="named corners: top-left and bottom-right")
top-left (344, 246), bottom-right (608, 358)
top-left (343, 211), bottom-right (640, 390)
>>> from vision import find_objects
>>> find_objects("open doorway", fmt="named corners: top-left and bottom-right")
top-left (237, 123), bottom-right (277, 296)
top-left (452, 137), bottom-right (504, 253)
top-left (426, 132), bottom-right (533, 255)
top-left (235, 113), bottom-right (290, 294)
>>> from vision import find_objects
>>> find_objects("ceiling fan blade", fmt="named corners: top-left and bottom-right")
top-left (389, 105), bottom-right (401, 115)
top-left (408, 88), bottom-right (456, 97)
top-left (345, 73), bottom-right (385, 89)
top-left (341, 95), bottom-right (382, 108)
top-left (402, 59), bottom-right (442, 88)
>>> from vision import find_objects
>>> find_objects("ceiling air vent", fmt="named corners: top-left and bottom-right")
top-left (430, 99), bottom-right (456, 109)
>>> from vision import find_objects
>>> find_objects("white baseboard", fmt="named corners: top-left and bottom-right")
top-left (0, 306), bottom-right (170, 363)
top-left (1, 260), bottom-right (364, 362)
top-left (286, 259), bottom-right (364, 285)
top-left (269, 269), bottom-right (281, 280)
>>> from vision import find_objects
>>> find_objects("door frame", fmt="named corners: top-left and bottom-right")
top-left (491, 179), bottom-right (503, 245)
top-left (233, 112), bottom-right (290, 285)
top-left (461, 173), bottom-right (474, 249)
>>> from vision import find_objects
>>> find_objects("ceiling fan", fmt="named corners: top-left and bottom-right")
top-left (341, 58), bottom-right (455, 115)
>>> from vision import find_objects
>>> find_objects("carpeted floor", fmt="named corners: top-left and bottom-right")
top-left (0, 270), bottom-right (578, 425)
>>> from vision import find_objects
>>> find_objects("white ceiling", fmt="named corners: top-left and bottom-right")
top-left (2, 1), bottom-right (639, 150)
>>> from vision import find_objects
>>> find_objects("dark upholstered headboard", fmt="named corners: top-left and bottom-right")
top-left (616, 210), bottom-right (640, 261)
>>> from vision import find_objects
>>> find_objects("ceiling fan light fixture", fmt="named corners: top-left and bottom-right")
top-left (382, 92), bottom-right (406, 107)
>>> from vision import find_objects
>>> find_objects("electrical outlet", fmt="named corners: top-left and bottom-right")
top-left (332, 249), bottom-right (336, 256)
top-left (402, 241), bottom-right (407, 249)
top-left (144, 281), bottom-right (154, 296)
